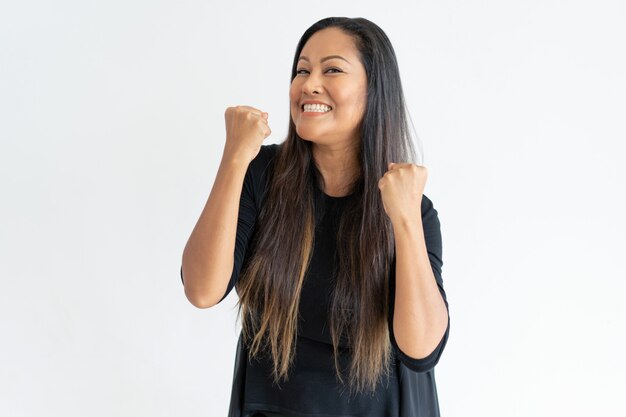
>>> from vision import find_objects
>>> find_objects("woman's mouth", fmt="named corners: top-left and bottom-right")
top-left (302, 103), bottom-right (332, 114)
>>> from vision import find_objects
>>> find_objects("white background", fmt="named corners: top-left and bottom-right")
top-left (1, 1), bottom-right (625, 416)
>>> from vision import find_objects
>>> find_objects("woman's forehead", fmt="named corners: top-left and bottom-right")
top-left (300, 28), bottom-right (358, 60)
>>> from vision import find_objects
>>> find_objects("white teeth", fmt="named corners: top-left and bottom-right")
top-left (303, 103), bottom-right (332, 112)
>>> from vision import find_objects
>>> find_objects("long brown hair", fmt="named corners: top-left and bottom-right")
top-left (235, 17), bottom-right (419, 396)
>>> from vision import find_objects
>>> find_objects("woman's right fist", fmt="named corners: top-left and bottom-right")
top-left (223, 105), bottom-right (271, 165)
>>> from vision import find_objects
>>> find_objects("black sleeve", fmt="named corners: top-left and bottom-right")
top-left (180, 145), bottom-right (276, 305)
top-left (388, 194), bottom-right (450, 373)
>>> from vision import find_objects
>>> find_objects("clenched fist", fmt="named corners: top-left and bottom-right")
top-left (223, 105), bottom-right (272, 165)
top-left (378, 162), bottom-right (428, 224)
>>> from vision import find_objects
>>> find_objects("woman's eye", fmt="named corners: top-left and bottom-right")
top-left (296, 68), bottom-right (342, 75)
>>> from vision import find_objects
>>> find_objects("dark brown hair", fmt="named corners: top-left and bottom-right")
top-left (235, 17), bottom-right (418, 396)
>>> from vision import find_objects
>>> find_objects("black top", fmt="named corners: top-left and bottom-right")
top-left (181, 144), bottom-right (450, 417)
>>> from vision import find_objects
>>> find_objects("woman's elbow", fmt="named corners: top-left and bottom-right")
top-left (183, 287), bottom-right (219, 309)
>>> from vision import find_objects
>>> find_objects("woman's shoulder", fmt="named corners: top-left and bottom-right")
top-left (245, 143), bottom-right (280, 206)
top-left (261, 142), bottom-right (280, 154)
top-left (420, 193), bottom-right (437, 214)
top-left (258, 142), bottom-right (280, 159)
top-left (248, 143), bottom-right (279, 174)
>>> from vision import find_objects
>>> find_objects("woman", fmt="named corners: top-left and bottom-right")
top-left (181, 17), bottom-right (451, 417)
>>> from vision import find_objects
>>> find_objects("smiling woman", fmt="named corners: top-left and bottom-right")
top-left (289, 27), bottom-right (368, 180)
top-left (180, 16), bottom-right (450, 417)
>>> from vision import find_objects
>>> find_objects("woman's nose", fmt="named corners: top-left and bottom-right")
top-left (301, 71), bottom-right (323, 95)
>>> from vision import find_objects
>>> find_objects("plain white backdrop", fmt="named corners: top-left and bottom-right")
top-left (1, 1), bottom-right (625, 416)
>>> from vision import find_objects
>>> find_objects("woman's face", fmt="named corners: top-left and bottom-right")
top-left (290, 27), bottom-right (368, 147)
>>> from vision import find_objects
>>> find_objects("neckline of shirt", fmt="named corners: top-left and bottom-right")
top-left (315, 184), bottom-right (356, 201)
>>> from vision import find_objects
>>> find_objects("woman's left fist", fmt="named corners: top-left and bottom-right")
top-left (377, 162), bottom-right (427, 223)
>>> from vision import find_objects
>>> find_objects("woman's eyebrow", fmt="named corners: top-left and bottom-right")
top-left (298, 55), bottom-right (351, 64)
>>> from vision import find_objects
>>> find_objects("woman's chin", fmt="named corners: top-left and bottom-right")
top-left (295, 129), bottom-right (323, 143)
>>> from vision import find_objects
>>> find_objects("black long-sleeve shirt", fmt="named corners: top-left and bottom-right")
top-left (181, 143), bottom-right (450, 417)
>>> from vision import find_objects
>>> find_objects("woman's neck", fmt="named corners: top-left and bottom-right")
top-left (311, 142), bottom-right (360, 196)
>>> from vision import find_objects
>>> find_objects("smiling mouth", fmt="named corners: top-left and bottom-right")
top-left (301, 104), bottom-right (333, 113)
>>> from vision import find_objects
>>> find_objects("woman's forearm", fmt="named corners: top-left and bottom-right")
top-left (181, 153), bottom-right (249, 308)
top-left (391, 216), bottom-right (449, 359)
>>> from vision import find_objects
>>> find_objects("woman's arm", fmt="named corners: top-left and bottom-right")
top-left (181, 155), bottom-right (249, 308)
top-left (391, 196), bottom-right (449, 360)
top-left (181, 105), bottom-right (271, 308)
